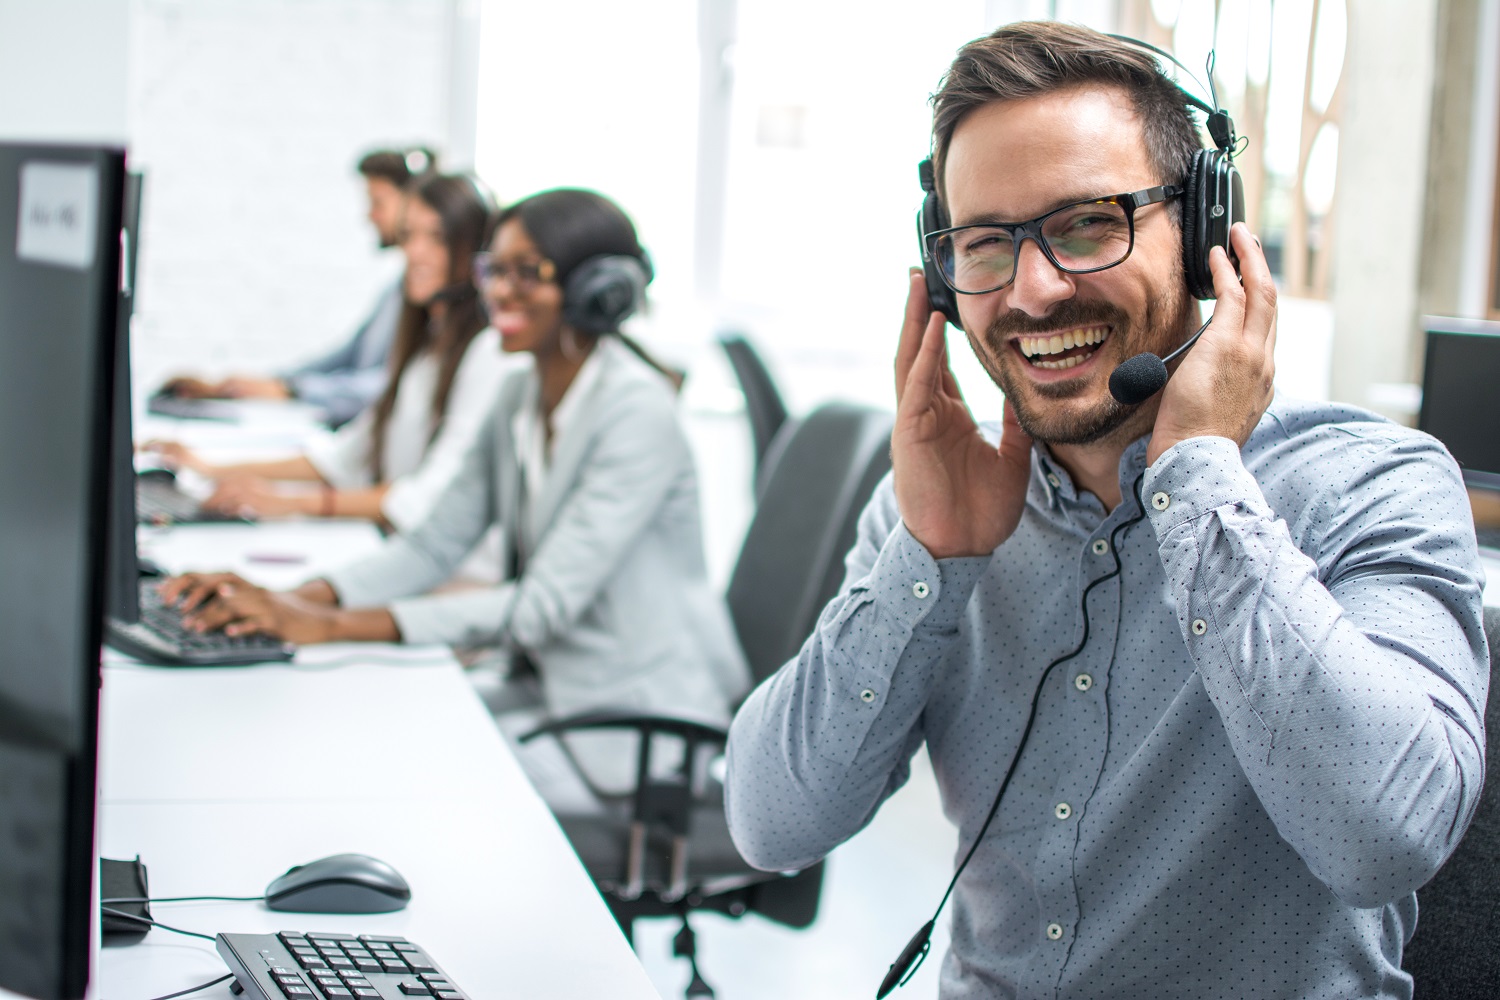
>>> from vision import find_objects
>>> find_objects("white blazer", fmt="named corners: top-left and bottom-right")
top-left (326, 337), bottom-right (750, 730)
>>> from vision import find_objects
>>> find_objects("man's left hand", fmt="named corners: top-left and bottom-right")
top-left (1147, 222), bottom-right (1277, 466)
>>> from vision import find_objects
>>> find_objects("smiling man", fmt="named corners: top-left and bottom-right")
top-left (724, 22), bottom-right (1488, 1000)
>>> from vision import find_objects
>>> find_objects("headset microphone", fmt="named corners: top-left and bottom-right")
top-left (1108, 312), bottom-right (1212, 405)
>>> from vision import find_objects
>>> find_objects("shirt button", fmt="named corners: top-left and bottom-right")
top-left (1191, 618), bottom-right (1208, 636)
top-left (1074, 673), bottom-right (1093, 691)
top-left (1151, 491), bottom-right (1170, 511)
top-left (859, 689), bottom-right (876, 703)
top-left (1054, 802), bottom-right (1072, 820)
top-left (1090, 538), bottom-right (1108, 555)
top-left (1046, 923), bottom-right (1064, 941)
top-left (912, 581), bottom-right (930, 599)
top-left (1046, 473), bottom-right (1061, 488)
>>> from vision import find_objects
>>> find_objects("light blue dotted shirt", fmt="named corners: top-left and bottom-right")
top-left (725, 396), bottom-right (1489, 1000)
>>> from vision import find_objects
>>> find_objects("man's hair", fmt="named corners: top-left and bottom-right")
top-left (931, 22), bottom-right (1202, 197)
top-left (357, 147), bottom-right (439, 188)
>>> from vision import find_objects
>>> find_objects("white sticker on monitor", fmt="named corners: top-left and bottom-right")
top-left (16, 161), bottom-right (99, 271)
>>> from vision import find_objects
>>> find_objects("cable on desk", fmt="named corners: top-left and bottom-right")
top-left (103, 895), bottom-right (264, 904)
top-left (100, 907), bottom-right (216, 941)
top-left (142, 972), bottom-right (234, 1000)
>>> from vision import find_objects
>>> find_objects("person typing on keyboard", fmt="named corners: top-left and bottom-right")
top-left (146, 174), bottom-right (517, 585)
top-left (159, 189), bottom-right (750, 792)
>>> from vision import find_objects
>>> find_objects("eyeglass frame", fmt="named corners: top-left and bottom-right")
top-left (472, 251), bottom-right (558, 291)
top-left (922, 184), bottom-right (1184, 296)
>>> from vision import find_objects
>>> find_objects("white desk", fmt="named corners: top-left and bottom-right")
top-left (88, 519), bottom-right (660, 999)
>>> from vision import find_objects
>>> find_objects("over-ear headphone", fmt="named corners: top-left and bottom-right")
top-left (561, 252), bottom-right (653, 335)
top-left (915, 38), bottom-right (1244, 332)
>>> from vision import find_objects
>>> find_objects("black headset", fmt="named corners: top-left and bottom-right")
top-left (915, 38), bottom-right (1244, 333)
top-left (561, 252), bottom-right (654, 335)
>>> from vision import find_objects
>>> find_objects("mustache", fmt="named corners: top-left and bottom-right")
top-left (984, 299), bottom-right (1131, 344)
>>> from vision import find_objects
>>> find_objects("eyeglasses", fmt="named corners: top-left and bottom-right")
top-left (924, 185), bottom-right (1182, 295)
top-left (472, 252), bottom-right (556, 291)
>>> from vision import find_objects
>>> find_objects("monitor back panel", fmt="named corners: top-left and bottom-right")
top-left (0, 143), bottom-right (125, 1000)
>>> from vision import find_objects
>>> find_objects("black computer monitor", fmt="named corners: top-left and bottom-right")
top-left (1417, 316), bottom-right (1500, 491)
top-left (105, 173), bottom-right (144, 625)
top-left (0, 142), bottom-right (127, 1000)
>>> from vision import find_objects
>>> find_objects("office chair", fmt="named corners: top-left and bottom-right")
top-left (523, 401), bottom-right (894, 998)
top-left (1400, 603), bottom-right (1500, 998)
top-left (716, 332), bottom-right (790, 495)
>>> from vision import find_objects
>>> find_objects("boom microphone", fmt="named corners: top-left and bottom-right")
top-left (1107, 313), bottom-right (1212, 405)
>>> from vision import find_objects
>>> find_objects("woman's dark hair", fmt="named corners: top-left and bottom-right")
top-left (495, 188), bottom-right (681, 388)
top-left (369, 172), bottom-right (494, 478)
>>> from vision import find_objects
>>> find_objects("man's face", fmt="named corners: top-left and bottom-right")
top-left (366, 177), bottom-right (407, 248)
top-left (942, 85), bottom-right (1194, 446)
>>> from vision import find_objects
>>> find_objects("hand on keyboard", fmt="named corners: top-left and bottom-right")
top-left (203, 474), bottom-right (309, 519)
top-left (158, 573), bottom-right (339, 644)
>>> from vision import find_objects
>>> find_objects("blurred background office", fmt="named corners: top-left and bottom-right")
top-left (3, 0), bottom-right (1497, 997)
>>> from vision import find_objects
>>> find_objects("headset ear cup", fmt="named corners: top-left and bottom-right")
top-left (563, 255), bottom-right (649, 335)
top-left (918, 189), bottom-right (963, 331)
top-left (1181, 149), bottom-right (1209, 300)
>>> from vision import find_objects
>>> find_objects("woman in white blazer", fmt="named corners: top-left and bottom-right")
top-left (147, 174), bottom-right (518, 538)
top-left (163, 189), bottom-right (749, 789)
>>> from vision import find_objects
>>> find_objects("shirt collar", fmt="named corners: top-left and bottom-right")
top-left (1031, 435), bottom-right (1151, 512)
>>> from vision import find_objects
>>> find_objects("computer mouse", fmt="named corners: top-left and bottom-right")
top-left (264, 853), bottom-right (412, 913)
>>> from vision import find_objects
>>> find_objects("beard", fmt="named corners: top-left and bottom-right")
top-left (967, 279), bottom-right (1192, 446)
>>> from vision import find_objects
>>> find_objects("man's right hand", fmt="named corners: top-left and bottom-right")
top-left (891, 271), bottom-right (1033, 560)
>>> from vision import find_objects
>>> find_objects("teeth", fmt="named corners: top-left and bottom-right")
top-left (1018, 326), bottom-right (1107, 358)
top-left (1034, 354), bottom-right (1089, 370)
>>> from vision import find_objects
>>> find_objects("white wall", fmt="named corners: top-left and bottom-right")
top-left (0, 0), bottom-right (130, 143)
top-left (124, 0), bottom-right (476, 392)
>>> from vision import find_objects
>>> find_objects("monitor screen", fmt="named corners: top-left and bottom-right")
top-left (1418, 317), bottom-right (1500, 491)
top-left (0, 143), bottom-right (126, 1000)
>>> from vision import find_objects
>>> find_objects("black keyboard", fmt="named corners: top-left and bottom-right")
top-left (136, 474), bottom-right (242, 524)
top-left (105, 581), bottom-right (295, 666)
top-left (217, 931), bottom-right (469, 1000)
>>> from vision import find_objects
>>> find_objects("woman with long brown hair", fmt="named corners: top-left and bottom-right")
top-left (147, 173), bottom-right (515, 537)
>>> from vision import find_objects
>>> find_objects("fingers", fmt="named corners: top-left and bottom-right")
top-left (180, 581), bottom-right (269, 635)
top-left (157, 572), bottom-right (245, 612)
top-left (896, 271), bottom-right (933, 405)
top-left (899, 309), bottom-right (951, 421)
top-left (1228, 223), bottom-right (1277, 344)
top-left (997, 395), bottom-right (1034, 466)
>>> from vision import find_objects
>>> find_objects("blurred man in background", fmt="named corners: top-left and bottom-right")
top-left (161, 147), bottom-right (437, 426)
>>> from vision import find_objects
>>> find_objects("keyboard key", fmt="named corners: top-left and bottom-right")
top-left (352, 958), bottom-right (381, 973)
top-left (397, 985), bottom-right (431, 997)
top-left (382, 959), bottom-right (411, 973)
top-left (351, 991), bottom-right (380, 999)
top-left (360, 935), bottom-right (408, 944)
top-left (434, 992), bottom-right (464, 999)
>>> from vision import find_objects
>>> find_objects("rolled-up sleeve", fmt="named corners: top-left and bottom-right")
top-left (1143, 434), bottom-right (1488, 908)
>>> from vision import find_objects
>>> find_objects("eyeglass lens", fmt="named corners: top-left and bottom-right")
top-left (936, 199), bottom-right (1134, 293)
top-left (472, 253), bottom-right (550, 289)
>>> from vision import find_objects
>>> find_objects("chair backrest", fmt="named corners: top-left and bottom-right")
top-left (726, 402), bottom-right (893, 687)
top-left (717, 332), bottom-right (790, 486)
top-left (1402, 603), bottom-right (1500, 997)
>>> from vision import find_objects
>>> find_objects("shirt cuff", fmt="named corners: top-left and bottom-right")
top-left (863, 522), bottom-right (990, 634)
top-left (1142, 435), bottom-right (1273, 536)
